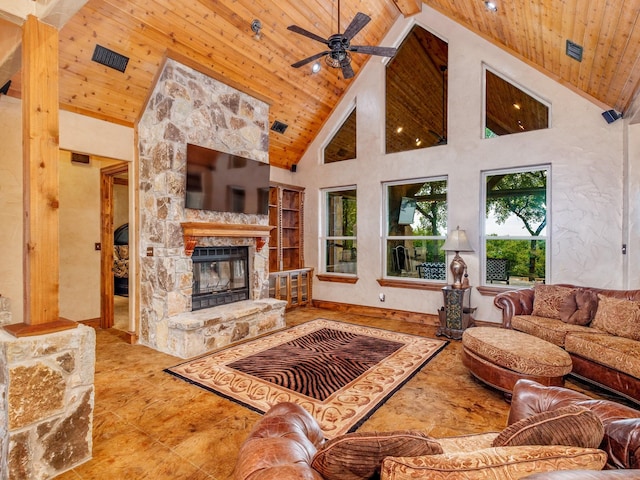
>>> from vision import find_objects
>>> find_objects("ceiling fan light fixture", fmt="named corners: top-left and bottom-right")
top-left (326, 51), bottom-right (350, 69)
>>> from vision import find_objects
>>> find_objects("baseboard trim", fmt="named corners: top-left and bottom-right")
top-left (311, 299), bottom-right (439, 325)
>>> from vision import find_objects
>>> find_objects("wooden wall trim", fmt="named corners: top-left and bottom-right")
top-left (311, 299), bottom-right (439, 326)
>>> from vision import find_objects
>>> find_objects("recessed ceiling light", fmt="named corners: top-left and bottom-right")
top-left (396, 126), bottom-right (403, 133)
top-left (484, 1), bottom-right (498, 12)
top-left (513, 103), bottom-right (521, 110)
top-left (311, 62), bottom-right (321, 73)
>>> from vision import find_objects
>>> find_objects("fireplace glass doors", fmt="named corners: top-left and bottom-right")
top-left (191, 246), bottom-right (249, 310)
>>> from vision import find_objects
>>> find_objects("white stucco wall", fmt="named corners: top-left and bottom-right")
top-left (295, 6), bottom-right (629, 323)
top-left (0, 96), bottom-right (134, 324)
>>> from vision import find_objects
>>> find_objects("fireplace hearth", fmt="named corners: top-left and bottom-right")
top-left (192, 246), bottom-right (249, 310)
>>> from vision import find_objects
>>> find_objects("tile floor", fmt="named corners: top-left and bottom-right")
top-left (56, 307), bottom-right (614, 479)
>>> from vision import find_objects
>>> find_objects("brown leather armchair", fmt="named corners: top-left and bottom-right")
top-left (234, 380), bottom-right (640, 479)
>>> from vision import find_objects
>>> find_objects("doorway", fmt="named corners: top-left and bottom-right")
top-left (100, 163), bottom-right (131, 336)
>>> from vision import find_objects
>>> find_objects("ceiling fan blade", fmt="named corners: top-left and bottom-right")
top-left (291, 51), bottom-right (330, 68)
top-left (342, 12), bottom-right (371, 40)
top-left (349, 45), bottom-right (397, 57)
top-left (287, 25), bottom-right (329, 45)
top-left (341, 61), bottom-right (355, 79)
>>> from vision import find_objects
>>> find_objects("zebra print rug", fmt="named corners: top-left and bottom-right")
top-left (165, 319), bottom-right (447, 438)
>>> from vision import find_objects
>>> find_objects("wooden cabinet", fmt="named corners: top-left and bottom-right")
top-left (269, 267), bottom-right (313, 309)
top-left (269, 184), bottom-right (304, 272)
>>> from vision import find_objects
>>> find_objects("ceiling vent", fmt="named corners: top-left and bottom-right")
top-left (565, 40), bottom-right (583, 62)
top-left (92, 44), bottom-right (129, 73)
top-left (271, 120), bottom-right (288, 134)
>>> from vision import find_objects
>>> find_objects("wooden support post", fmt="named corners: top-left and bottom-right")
top-left (4, 15), bottom-right (76, 337)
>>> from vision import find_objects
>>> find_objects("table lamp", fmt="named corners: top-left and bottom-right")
top-left (441, 226), bottom-right (474, 288)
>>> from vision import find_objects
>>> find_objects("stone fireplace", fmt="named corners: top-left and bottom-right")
top-left (136, 58), bottom-right (285, 358)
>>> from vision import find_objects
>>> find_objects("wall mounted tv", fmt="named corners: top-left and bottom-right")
top-left (185, 143), bottom-right (270, 215)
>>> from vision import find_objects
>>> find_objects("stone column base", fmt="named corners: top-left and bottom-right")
top-left (0, 324), bottom-right (96, 479)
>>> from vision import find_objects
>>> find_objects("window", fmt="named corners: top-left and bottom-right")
top-left (322, 187), bottom-right (357, 274)
top-left (484, 67), bottom-right (550, 137)
top-left (324, 107), bottom-right (356, 163)
top-left (483, 167), bottom-right (548, 287)
top-left (386, 25), bottom-right (448, 153)
top-left (384, 178), bottom-right (447, 279)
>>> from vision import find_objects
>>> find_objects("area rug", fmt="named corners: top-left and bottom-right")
top-left (165, 318), bottom-right (447, 438)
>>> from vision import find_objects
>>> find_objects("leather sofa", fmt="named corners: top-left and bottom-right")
top-left (494, 284), bottom-right (640, 403)
top-left (233, 379), bottom-right (640, 479)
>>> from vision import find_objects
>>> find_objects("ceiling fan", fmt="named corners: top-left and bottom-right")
top-left (287, 2), bottom-right (397, 79)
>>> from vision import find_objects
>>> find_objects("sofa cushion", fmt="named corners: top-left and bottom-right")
top-left (380, 446), bottom-right (607, 480)
top-left (591, 295), bottom-right (640, 341)
top-left (492, 405), bottom-right (604, 449)
top-left (532, 285), bottom-right (576, 320)
top-left (565, 332), bottom-right (640, 379)
top-left (559, 289), bottom-right (599, 326)
top-left (311, 430), bottom-right (442, 480)
top-left (511, 315), bottom-right (593, 347)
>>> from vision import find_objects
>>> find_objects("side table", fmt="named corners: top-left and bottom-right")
top-left (437, 286), bottom-right (475, 340)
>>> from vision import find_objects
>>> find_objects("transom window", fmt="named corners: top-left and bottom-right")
top-left (484, 67), bottom-right (550, 138)
top-left (386, 25), bottom-right (448, 153)
top-left (321, 187), bottom-right (357, 274)
top-left (383, 178), bottom-right (447, 280)
top-left (324, 107), bottom-right (356, 163)
top-left (482, 167), bottom-right (549, 287)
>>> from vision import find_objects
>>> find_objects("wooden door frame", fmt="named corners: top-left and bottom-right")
top-left (100, 163), bottom-right (129, 331)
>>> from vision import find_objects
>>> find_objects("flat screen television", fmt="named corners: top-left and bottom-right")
top-left (185, 143), bottom-right (270, 214)
top-left (398, 197), bottom-right (417, 225)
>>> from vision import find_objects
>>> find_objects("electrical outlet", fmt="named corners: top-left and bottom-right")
top-left (379, 293), bottom-right (385, 302)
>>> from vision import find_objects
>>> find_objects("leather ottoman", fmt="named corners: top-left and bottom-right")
top-left (462, 327), bottom-right (572, 400)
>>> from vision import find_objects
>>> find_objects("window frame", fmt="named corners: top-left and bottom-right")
top-left (320, 185), bottom-right (358, 276)
top-left (480, 165), bottom-right (551, 287)
top-left (382, 176), bottom-right (448, 281)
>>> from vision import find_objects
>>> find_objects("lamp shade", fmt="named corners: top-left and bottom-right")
top-left (441, 227), bottom-right (473, 252)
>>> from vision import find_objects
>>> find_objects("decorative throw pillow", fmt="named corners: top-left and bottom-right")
top-left (559, 289), bottom-right (599, 326)
top-left (591, 295), bottom-right (640, 341)
top-left (381, 446), bottom-right (607, 480)
top-left (492, 404), bottom-right (604, 448)
top-left (311, 430), bottom-right (442, 480)
top-left (532, 285), bottom-right (576, 320)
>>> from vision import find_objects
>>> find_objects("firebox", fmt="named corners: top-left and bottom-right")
top-left (191, 246), bottom-right (249, 311)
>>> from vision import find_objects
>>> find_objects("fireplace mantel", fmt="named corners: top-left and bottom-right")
top-left (181, 222), bottom-right (274, 256)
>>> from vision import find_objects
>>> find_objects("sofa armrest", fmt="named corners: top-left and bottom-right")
top-left (510, 380), bottom-right (640, 470)
top-left (234, 402), bottom-right (325, 480)
top-left (494, 287), bottom-right (535, 328)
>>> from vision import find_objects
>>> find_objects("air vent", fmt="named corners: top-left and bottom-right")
top-left (71, 152), bottom-right (90, 164)
top-left (271, 120), bottom-right (288, 134)
top-left (92, 44), bottom-right (129, 73)
top-left (565, 40), bottom-right (583, 62)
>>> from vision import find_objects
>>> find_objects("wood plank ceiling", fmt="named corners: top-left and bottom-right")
top-left (4, 0), bottom-right (640, 170)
